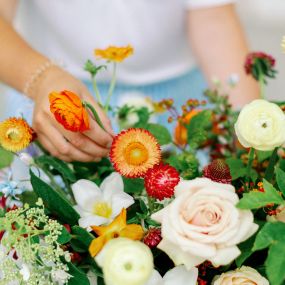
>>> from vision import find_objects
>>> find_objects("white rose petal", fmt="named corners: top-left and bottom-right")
top-left (235, 99), bottom-right (285, 151)
top-left (212, 266), bottom-right (269, 285)
top-left (152, 178), bottom-right (258, 268)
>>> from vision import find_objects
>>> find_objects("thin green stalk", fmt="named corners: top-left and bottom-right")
top-left (104, 62), bottom-right (117, 112)
top-left (265, 147), bottom-right (278, 181)
top-left (246, 148), bottom-right (255, 189)
top-left (257, 61), bottom-right (265, 99)
top-left (92, 77), bottom-right (103, 106)
top-left (84, 101), bottom-right (106, 131)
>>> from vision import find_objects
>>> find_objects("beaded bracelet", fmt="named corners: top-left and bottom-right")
top-left (23, 60), bottom-right (57, 97)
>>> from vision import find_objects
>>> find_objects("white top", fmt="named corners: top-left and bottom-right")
top-left (14, 0), bottom-right (235, 85)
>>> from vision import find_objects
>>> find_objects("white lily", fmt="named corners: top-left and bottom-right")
top-left (145, 266), bottom-right (198, 285)
top-left (72, 173), bottom-right (134, 229)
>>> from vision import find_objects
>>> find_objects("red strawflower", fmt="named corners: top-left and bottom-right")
top-left (145, 163), bottom-right (180, 200)
top-left (143, 228), bottom-right (162, 248)
top-left (203, 159), bottom-right (232, 184)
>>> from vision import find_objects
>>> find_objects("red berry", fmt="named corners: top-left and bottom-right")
top-left (63, 224), bottom-right (72, 233)
top-left (145, 163), bottom-right (180, 200)
top-left (143, 228), bottom-right (162, 248)
top-left (203, 159), bottom-right (232, 184)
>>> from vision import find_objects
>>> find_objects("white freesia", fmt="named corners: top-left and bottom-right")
top-left (152, 178), bottom-right (258, 269)
top-left (145, 266), bottom-right (198, 285)
top-left (235, 99), bottom-right (285, 151)
top-left (72, 173), bottom-right (134, 229)
top-left (96, 238), bottom-right (154, 285)
top-left (212, 266), bottom-right (269, 285)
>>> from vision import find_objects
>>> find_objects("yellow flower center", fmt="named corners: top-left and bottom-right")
top-left (124, 142), bottom-right (149, 166)
top-left (7, 128), bottom-right (21, 142)
top-left (93, 202), bottom-right (112, 218)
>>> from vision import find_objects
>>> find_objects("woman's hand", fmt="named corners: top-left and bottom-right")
top-left (31, 66), bottom-right (114, 162)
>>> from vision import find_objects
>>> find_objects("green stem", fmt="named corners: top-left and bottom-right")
top-left (147, 196), bottom-right (155, 214)
top-left (104, 62), bottom-right (117, 112)
top-left (92, 77), bottom-right (103, 106)
top-left (265, 147), bottom-right (278, 181)
top-left (84, 102), bottom-right (106, 131)
top-left (246, 148), bottom-right (255, 187)
top-left (257, 61), bottom-right (265, 99)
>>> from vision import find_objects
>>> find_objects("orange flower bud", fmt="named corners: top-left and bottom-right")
top-left (49, 90), bottom-right (90, 132)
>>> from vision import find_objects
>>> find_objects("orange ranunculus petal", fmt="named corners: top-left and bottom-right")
top-left (49, 90), bottom-right (90, 132)
top-left (94, 45), bottom-right (134, 63)
top-left (0, 117), bottom-right (35, 152)
top-left (110, 128), bottom-right (161, 178)
top-left (119, 224), bottom-right (144, 240)
top-left (89, 235), bottom-right (106, 257)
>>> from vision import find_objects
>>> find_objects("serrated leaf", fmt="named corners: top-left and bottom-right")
top-left (276, 168), bottom-right (285, 197)
top-left (237, 179), bottom-right (284, 210)
top-left (0, 148), bottom-right (14, 169)
top-left (30, 170), bottom-right (80, 225)
top-left (145, 123), bottom-right (172, 145)
top-left (36, 155), bottom-right (76, 182)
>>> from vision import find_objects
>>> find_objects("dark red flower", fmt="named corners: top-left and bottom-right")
top-left (203, 159), bottom-right (232, 184)
top-left (145, 163), bottom-right (180, 200)
top-left (143, 228), bottom-right (162, 249)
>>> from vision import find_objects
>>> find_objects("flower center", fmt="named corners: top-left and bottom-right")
top-left (124, 142), bottom-right (148, 166)
top-left (93, 202), bottom-right (112, 218)
top-left (7, 128), bottom-right (21, 142)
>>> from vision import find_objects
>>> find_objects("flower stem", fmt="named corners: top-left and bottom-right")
top-left (257, 61), bottom-right (265, 99)
top-left (104, 62), bottom-right (117, 112)
top-left (84, 102), bottom-right (106, 131)
top-left (265, 147), bottom-right (279, 181)
top-left (92, 77), bottom-right (103, 106)
top-left (246, 148), bottom-right (255, 188)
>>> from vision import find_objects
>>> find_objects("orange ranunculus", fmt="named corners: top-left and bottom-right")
top-left (174, 109), bottom-right (200, 146)
top-left (49, 90), bottom-right (90, 132)
top-left (95, 45), bottom-right (134, 62)
top-left (89, 208), bottom-right (144, 257)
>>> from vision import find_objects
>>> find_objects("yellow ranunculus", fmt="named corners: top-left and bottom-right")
top-left (95, 45), bottom-right (134, 62)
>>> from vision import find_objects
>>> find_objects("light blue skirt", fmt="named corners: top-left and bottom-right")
top-left (2, 68), bottom-right (207, 130)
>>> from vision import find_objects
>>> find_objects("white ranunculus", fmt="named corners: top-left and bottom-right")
top-left (145, 266), bottom-right (198, 285)
top-left (152, 178), bottom-right (258, 269)
top-left (96, 238), bottom-right (154, 285)
top-left (72, 173), bottom-right (134, 229)
top-left (267, 206), bottom-right (285, 223)
top-left (234, 99), bottom-right (285, 151)
top-left (212, 266), bottom-right (269, 285)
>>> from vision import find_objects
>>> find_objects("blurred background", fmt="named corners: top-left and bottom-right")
top-left (0, 0), bottom-right (284, 118)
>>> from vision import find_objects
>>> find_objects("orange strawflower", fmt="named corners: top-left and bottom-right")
top-left (49, 90), bottom-right (90, 132)
top-left (89, 208), bottom-right (144, 257)
top-left (110, 128), bottom-right (161, 178)
top-left (174, 109), bottom-right (200, 146)
top-left (95, 45), bottom-right (134, 62)
top-left (0, 117), bottom-right (35, 152)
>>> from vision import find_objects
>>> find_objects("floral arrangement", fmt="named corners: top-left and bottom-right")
top-left (0, 44), bottom-right (285, 285)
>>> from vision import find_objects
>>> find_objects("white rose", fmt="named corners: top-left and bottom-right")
top-left (267, 206), bottom-right (285, 223)
top-left (212, 266), bottom-right (269, 285)
top-left (235, 99), bottom-right (285, 151)
top-left (152, 178), bottom-right (258, 269)
top-left (95, 238), bottom-right (154, 285)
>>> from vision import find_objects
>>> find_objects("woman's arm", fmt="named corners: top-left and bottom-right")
top-left (0, 10), bottom-right (113, 162)
top-left (187, 4), bottom-right (259, 108)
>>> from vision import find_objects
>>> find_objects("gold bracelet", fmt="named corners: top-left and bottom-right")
top-left (23, 60), bottom-right (56, 97)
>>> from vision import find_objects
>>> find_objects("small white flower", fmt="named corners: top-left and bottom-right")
top-left (235, 99), bottom-right (285, 151)
top-left (96, 238), bottom-right (154, 285)
top-left (18, 153), bottom-right (34, 166)
top-left (51, 269), bottom-right (72, 285)
top-left (72, 173), bottom-right (134, 229)
top-left (19, 263), bottom-right (30, 281)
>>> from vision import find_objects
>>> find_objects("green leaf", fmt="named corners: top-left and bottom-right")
top-left (187, 110), bottom-right (212, 149)
top-left (256, 150), bottom-right (273, 162)
top-left (266, 241), bottom-right (285, 285)
top-left (139, 199), bottom-right (148, 214)
top-left (145, 123), bottom-right (172, 145)
top-left (35, 155), bottom-right (76, 182)
top-left (276, 168), bottom-right (285, 197)
top-left (67, 262), bottom-right (90, 285)
top-left (253, 222), bottom-right (285, 251)
top-left (30, 170), bottom-right (80, 225)
top-left (57, 226), bottom-right (72, 244)
top-left (225, 158), bottom-right (247, 180)
top-left (236, 234), bottom-right (257, 267)
top-left (0, 148), bottom-right (14, 169)
top-left (123, 177), bottom-right (145, 194)
top-left (237, 179), bottom-right (284, 210)
top-left (70, 226), bottom-right (94, 251)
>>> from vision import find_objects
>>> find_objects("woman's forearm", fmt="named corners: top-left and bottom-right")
top-left (0, 16), bottom-right (48, 96)
top-left (187, 4), bottom-right (259, 108)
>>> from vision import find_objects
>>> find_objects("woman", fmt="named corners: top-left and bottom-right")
top-left (0, 0), bottom-right (259, 162)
